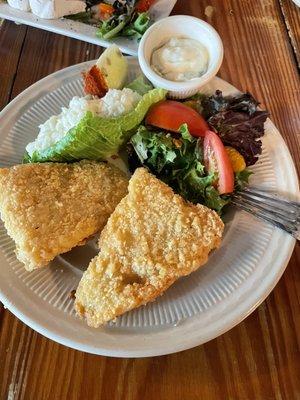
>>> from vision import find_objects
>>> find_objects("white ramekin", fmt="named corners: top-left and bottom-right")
top-left (138, 15), bottom-right (224, 99)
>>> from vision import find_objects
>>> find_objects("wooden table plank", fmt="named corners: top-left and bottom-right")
top-left (0, 21), bottom-right (27, 109)
top-left (10, 25), bottom-right (104, 99)
top-left (279, 0), bottom-right (300, 68)
top-left (0, 1), bottom-right (300, 399)
top-left (0, 20), bottom-right (27, 322)
top-left (1, 286), bottom-right (300, 400)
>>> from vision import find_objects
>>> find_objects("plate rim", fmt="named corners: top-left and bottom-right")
top-left (0, 59), bottom-right (298, 357)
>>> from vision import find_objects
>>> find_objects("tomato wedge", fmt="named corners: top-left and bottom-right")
top-left (145, 100), bottom-right (209, 137)
top-left (204, 130), bottom-right (234, 194)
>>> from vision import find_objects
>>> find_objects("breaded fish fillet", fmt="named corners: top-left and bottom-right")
top-left (75, 168), bottom-right (224, 327)
top-left (0, 160), bottom-right (128, 271)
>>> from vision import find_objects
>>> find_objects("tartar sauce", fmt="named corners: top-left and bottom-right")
top-left (151, 37), bottom-right (209, 82)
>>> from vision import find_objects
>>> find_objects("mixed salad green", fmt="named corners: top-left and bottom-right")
top-left (128, 124), bottom-right (252, 213)
top-left (129, 124), bottom-right (230, 212)
top-left (126, 90), bottom-right (267, 213)
top-left (200, 91), bottom-right (269, 166)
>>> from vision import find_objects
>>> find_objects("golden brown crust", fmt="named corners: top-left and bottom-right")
top-left (0, 160), bottom-right (128, 271)
top-left (75, 168), bottom-right (224, 327)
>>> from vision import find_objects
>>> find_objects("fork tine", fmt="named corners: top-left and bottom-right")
top-left (235, 190), bottom-right (300, 221)
top-left (234, 193), bottom-right (299, 222)
top-left (232, 198), bottom-right (300, 240)
top-left (242, 187), bottom-right (300, 208)
top-left (232, 197), bottom-right (297, 227)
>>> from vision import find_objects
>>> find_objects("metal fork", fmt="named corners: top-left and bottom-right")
top-left (231, 187), bottom-right (300, 240)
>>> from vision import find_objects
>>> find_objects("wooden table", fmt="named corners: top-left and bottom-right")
top-left (0, 1), bottom-right (299, 398)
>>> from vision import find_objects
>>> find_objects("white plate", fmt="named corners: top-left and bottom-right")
top-left (0, 58), bottom-right (298, 357)
top-left (0, 0), bottom-right (177, 56)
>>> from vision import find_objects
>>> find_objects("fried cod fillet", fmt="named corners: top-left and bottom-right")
top-left (0, 160), bottom-right (128, 271)
top-left (75, 168), bottom-right (224, 327)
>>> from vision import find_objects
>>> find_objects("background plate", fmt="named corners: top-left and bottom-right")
top-left (0, 58), bottom-right (298, 357)
top-left (0, 0), bottom-right (177, 56)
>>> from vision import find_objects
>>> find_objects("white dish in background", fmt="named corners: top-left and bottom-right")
top-left (0, 0), bottom-right (177, 56)
top-left (0, 58), bottom-right (297, 357)
top-left (138, 15), bottom-right (223, 98)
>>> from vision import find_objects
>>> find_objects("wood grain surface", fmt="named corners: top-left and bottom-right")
top-left (0, 1), bottom-right (300, 399)
top-left (279, 0), bottom-right (300, 68)
top-left (0, 22), bottom-right (26, 110)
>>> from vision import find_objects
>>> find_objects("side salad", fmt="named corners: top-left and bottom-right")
top-left (68, 0), bottom-right (155, 40)
top-left (24, 46), bottom-right (268, 214)
top-left (128, 93), bottom-right (268, 212)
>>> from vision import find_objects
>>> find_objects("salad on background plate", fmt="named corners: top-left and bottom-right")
top-left (1, 0), bottom-right (177, 53)
top-left (69, 0), bottom-right (157, 40)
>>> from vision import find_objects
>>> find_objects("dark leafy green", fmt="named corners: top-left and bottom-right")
top-left (129, 124), bottom-right (230, 213)
top-left (200, 90), bottom-right (268, 166)
top-left (113, 0), bottom-right (136, 15)
top-left (201, 90), bottom-right (260, 118)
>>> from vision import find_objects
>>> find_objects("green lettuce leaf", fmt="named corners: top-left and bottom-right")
top-left (235, 168), bottom-right (253, 190)
top-left (126, 75), bottom-right (153, 95)
top-left (204, 186), bottom-right (230, 213)
top-left (97, 16), bottom-right (129, 40)
top-left (178, 123), bottom-right (193, 142)
top-left (122, 12), bottom-right (151, 40)
top-left (26, 88), bottom-right (166, 163)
